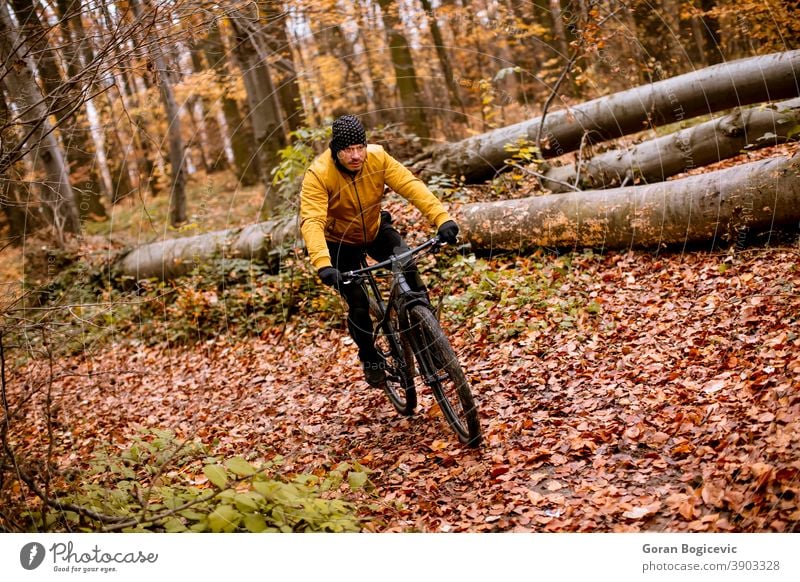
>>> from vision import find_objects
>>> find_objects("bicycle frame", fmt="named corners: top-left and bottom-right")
top-left (342, 237), bottom-right (442, 381)
top-left (343, 237), bottom-right (440, 329)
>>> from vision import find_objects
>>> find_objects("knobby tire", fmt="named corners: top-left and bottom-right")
top-left (407, 305), bottom-right (482, 447)
top-left (369, 299), bottom-right (417, 416)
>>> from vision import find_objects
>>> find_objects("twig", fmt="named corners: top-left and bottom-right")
top-left (572, 132), bottom-right (590, 189)
top-left (532, 6), bottom-right (624, 172)
top-left (534, 51), bottom-right (580, 157)
top-left (0, 334), bottom-right (9, 443)
top-left (502, 162), bottom-right (581, 192)
top-left (43, 330), bottom-right (55, 532)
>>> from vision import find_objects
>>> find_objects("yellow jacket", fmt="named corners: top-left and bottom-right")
top-left (300, 144), bottom-right (451, 269)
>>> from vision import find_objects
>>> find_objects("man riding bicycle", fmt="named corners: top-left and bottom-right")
top-left (299, 114), bottom-right (459, 387)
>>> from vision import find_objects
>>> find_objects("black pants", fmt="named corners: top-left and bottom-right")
top-left (327, 212), bottom-right (424, 364)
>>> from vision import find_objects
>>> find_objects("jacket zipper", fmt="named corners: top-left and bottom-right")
top-left (351, 175), bottom-right (370, 245)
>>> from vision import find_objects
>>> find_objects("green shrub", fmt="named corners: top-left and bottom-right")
top-left (25, 429), bottom-right (366, 533)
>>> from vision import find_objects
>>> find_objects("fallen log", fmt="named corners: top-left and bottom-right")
top-left (542, 98), bottom-right (800, 192)
top-left (459, 152), bottom-right (800, 252)
top-left (116, 216), bottom-right (299, 280)
top-left (419, 50), bottom-right (800, 183)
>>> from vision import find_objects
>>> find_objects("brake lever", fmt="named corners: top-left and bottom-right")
top-left (340, 271), bottom-right (364, 286)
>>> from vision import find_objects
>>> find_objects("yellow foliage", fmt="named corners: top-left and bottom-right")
top-left (173, 70), bottom-right (227, 107)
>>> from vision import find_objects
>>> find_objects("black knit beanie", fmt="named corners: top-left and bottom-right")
top-left (330, 115), bottom-right (367, 158)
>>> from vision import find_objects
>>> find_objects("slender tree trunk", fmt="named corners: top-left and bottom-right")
top-left (543, 98), bottom-right (800, 192)
top-left (229, 6), bottom-right (288, 215)
top-left (202, 19), bottom-right (260, 186)
top-left (698, 0), bottom-right (723, 64)
top-left (0, 2), bottom-right (79, 240)
top-left (418, 0), bottom-right (466, 122)
top-left (357, 0), bottom-right (396, 124)
top-left (460, 151), bottom-right (800, 252)
top-left (97, 2), bottom-right (154, 197)
top-left (420, 50), bottom-right (800, 182)
top-left (549, 0), bottom-right (570, 58)
top-left (263, 1), bottom-right (305, 131)
top-left (690, 12), bottom-right (710, 68)
top-left (53, 0), bottom-right (108, 220)
top-left (130, 0), bottom-right (187, 226)
top-left (13, 0), bottom-right (107, 222)
top-left (288, 10), bottom-right (320, 126)
top-left (185, 46), bottom-right (226, 174)
top-left (377, 0), bottom-right (429, 139)
top-left (0, 85), bottom-right (37, 242)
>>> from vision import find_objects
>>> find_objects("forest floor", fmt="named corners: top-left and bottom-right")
top-left (3, 144), bottom-right (799, 533)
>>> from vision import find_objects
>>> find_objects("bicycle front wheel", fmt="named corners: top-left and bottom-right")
top-left (369, 299), bottom-right (417, 416)
top-left (407, 305), bottom-right (482, 447)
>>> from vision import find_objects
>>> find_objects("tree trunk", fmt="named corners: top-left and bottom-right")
top-left (549, 0), bottom-right (570, 58)
top-left (184, 45), bottom-right (228, 174)
top-left (263, 1), bottom-right (305, 132)
top-left (543, 98), bottom-right (800, 192)
top-left (698, 0), bottom-right (724, 64)
top-left (418, 0), bottom-right (467, 122)
top-left (0, 85), bottom-right (37, 242)
top-left (377, 0), bottom-right (429, 139)
top-left (13, 0), bottom-right (107, 222)
top-left (202, 19), bottom-right (260, 186)
top-left (356, 0), bottom-right (396, 125)
top-left (116, 216), bottom-right (298, 281)
top-left (130, 0), bottom-right (187, 226)
top-left (0, 2), bottom-right (80, 240)
top-left (459, 151), bottom-right (800, 252)
top-left (419, 50), bottom-right (800, 183)
top-left (94, 2), bottom-right (138, 201)
top-left (53, 0), bottom-right (108, 221)
top-left (10, 0), bottom-right (63, 94)
top-left (229, 7), bottom-right (288, 215)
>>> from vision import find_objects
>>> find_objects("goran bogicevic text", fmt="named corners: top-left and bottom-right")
top-left (643, 544), bottom-right (738, 557)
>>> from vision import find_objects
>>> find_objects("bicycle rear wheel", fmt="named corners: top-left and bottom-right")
top-left (407, 305), bottom-right (482, 447)
top-left (369, 299), bottom-right (417, 416)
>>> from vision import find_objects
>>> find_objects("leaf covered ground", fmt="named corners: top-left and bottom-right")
top-left (8, 240), bottom-right (799, 532)
top-left (5, 142), bottom-right (799, 532)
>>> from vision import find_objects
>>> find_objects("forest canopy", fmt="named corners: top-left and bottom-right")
top-left (1, 0), bottom-right (798, 244)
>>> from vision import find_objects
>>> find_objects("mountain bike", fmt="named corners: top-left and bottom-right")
top-left (341, 236), bottom-right (482, 447)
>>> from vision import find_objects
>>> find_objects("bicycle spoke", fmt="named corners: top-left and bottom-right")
top-left (408, 305), bottom-right (481, 447)
top-left (369, 299), bottom-right (416, 416)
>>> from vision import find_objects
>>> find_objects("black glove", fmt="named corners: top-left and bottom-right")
top-left (318, 266), bottom-right (343, 289)
top-left (437, 220), bottom-right (459, 244)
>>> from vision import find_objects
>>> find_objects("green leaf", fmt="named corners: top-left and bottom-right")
top-left (253, 481), bottom-right (280, 499)
top-left (271, 505), bottom-right (286, 526)
top-left (208, 505), bottom-right (242, 533)
top-left (243, 513), bottom-right (267, 533)
top-left (218, 489), bottom-right (236, 501)
top-left (348, 471), bottom-right (368, 490)
top-left (179, 509), bottom-right (205, 521)
top-left (163, 517), bottom-right (187, 533)
top-left (125, 445), bottom-right (142, 462)
top-left (225, 456), bottom-right (256, 477)
top-left (203, 464), bottom-right (228, 489)
top-left (234, 492), bottom-right (261, 512)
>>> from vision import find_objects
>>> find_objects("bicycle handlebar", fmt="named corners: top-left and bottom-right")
top-left (341, 236), bottom-right (443, 282)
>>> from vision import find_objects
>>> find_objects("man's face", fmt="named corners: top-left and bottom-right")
top-left (337, 144), bottom-right (367, 171)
